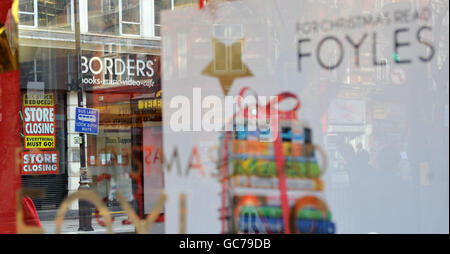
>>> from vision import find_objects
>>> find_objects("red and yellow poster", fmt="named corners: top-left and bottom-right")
top-left (22, 93), bottom-right (56, 149)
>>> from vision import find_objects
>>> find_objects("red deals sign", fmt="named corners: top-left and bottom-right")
top-left (22, 93), bottom-right (56, 149)
top-left (21, 151), bottom-right (59, 175)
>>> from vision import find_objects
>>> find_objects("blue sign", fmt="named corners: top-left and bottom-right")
top-left (75, 107), bottom-right (99, 135)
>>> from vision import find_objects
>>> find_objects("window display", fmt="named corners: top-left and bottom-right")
top-left (0, 0), bottom-right (448, 235)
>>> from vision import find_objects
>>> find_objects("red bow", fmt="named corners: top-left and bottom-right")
top-left (236, 87), bottom-right (300, 122)
top-left (220, 87), bottom-right (301, 234)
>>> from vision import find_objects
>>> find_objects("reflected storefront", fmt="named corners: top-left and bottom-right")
top-left (84, 52), bottom-right (162, 217)
top-left (19, 47), bottom-right (69, 211)
top-left (4, 0), bottom-right (166, 232)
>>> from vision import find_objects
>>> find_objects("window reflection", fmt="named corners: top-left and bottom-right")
top-left (3, 0), bottom-right (446, 234)
top-left (120, 0), bottom-right (140, 35)
top-left (19, 0), bottom-right (72, 30)
top-left (88, 0), bottom-right (119, 35)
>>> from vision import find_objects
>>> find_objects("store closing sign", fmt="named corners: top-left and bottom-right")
top-left (21, 151), bottom-right (59, 175)
top-left (22, 93), bottom-right (56, 149)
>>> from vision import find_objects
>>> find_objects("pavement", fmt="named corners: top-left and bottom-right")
top-left (39, 210), bottom-right (164, 234)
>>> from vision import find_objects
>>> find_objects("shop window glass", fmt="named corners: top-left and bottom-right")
top-left (7, 0), bottom-right (164, 234)
top-left (120, 0), bottom-right (140, 35)
top-left (154, 0), bottom-right (171, 37)
top-left (1, 0), bottom-right (447, 235)
top-left (38, 0), bottom-right (72, 30)
top-left (121, 22), bottom-right (140, 35)
top-left (19, 0), bottom-right (35, 12)
top-left (19, 0), bottom-right (37, 27)
top-left (173, 0), bottom-right (196, 8)
top-left (19, 0), bottom-right (72, 30)
top-left (153, 0), bottom-right (195, 37)
top-left (88, 0), bottom-right (141, 36)
top-left (88, 0), bottom-right (119, 35)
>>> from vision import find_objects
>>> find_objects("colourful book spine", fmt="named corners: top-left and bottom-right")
top-left (231, 176), bottom-right (323, 191)
top-left (238, 216), bottom-right (335, 234)
top-left (238, 206), bottom-right (331, 220)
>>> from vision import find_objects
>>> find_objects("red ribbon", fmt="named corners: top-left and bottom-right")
top-left (237, 87), bottom-right (300, 122)
top-left (273, 129), bottom-right (291, 233)
top-left (220, 131), bottom-right (229, 234)
top-left (221, 87), bottom-right (300, 234)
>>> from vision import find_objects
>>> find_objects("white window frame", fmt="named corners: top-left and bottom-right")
top-left (119, 0), bottom-right (141, 36)
top-left (18, 0), bottom-right (38, 28)
top-left (212, 24), bottom-right (245, 73)
top-left (101, 0), bottom-right (117, 13)
top-left (19, 0), bottom-right (75, 31)
top-left (70, 0), bottom-right (75, 31)
top-left (151, 0), bottom-right (174, 38)
top-left (153, 3), bottom-right (161, 38)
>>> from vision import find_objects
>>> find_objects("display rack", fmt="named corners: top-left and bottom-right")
top-left (219, 88), bottom-right (336, 234)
